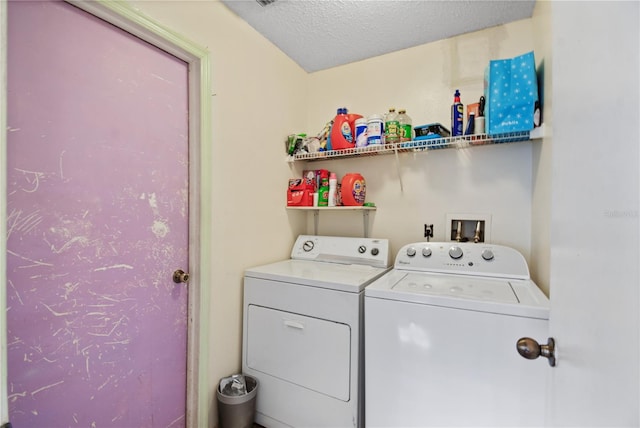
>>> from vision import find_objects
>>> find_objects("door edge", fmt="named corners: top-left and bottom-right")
top-left (0, 0), bottom-right (9, 425)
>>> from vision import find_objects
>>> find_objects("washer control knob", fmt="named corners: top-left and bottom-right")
top-left (358, 245), bottom-right (366, 254)
top-left (449, 246), bottom-right (463, 259)
top-left (406, 247), bottom-right (417, 257)
top-left (482, 249), bottom-right (495, 261)
top-left (422, 247), bottom-right (432, 257)
top-left (302, 240), bottom-right (314, 252)
top-left (371, 247), bottom-right (379, 256)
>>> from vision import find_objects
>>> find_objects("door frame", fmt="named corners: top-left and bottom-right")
top-left (0, 1), bottom-right (213, 426)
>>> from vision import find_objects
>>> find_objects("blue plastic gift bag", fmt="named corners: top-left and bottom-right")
top-left (484, 51), bottom-right (539, 134)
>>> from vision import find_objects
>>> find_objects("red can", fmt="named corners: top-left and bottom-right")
top-left (340, 173), bottom-right (366, 206)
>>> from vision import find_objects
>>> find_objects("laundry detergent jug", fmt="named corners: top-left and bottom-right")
top-left (341, 173), bottom-right (366, 206)
top-left (330, 108), bottom-right (363, 151)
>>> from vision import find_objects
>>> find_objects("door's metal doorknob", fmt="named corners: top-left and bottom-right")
top-left (516, 337), bottom-right (556, 367)
top-left (173, 269), bottom-right (190, 284)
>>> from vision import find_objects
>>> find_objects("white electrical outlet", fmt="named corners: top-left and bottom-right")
top-left (445, 213), bottom-right (492, 243)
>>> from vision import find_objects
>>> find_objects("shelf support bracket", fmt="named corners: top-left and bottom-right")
top-left (313, 209), bottom-right (319, 235)
top-left (393, 145), bottom-right (404, 192)
top-left (363, 210), bottom-right (370, 238)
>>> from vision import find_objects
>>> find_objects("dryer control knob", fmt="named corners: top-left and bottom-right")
top-left (406, 247), bottom-right (417, 257)
top-left (449, 246), bottom-right (463, 259)
top-left (358, 245), bottom-right (367, 254)
top-left (302, 240), bottom-right (314, 252)
top-left (371, 247), bottom-right (379, 256)
top-left (482, 249), bottom-right (495, 261)
top-left (422, 247), bottom-right (432, 257)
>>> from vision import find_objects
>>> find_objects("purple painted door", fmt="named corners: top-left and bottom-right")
top-left (7, 1), bottom-right (190, 426)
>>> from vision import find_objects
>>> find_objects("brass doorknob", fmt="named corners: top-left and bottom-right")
top-left (173, 269), bottom-right (190, 284)
top-left (516, 337), bottom-right (556, 367)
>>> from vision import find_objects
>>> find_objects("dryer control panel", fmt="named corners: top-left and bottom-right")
top-left (291, 235), bottom-right (390, 268)
top-left (395, 242), bottom-right (529, 279)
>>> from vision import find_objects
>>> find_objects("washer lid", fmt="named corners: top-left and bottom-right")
top-left (366, 271), bottom-right (550, 319)
top-left (393, 273), bottom-right (519, 304)
top-left (245, 259), bottom-right (390, 293)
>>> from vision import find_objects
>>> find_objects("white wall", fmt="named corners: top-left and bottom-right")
top-left (301, 20), bottom-right (537, 260)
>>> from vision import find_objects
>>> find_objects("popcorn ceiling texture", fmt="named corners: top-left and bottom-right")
top-left (221, 0), bottom-right (535, 72)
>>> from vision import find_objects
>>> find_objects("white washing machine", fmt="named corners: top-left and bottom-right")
top-left (243, 235), bottom-right (391, 428)
top-left (365, 242), bottom-right (551, 427)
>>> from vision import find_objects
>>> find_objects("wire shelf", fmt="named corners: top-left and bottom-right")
top-left (288, 129), bottom-right (539, 163)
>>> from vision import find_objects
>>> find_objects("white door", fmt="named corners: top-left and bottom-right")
top-left (543, 2), bottom-right (639, 426)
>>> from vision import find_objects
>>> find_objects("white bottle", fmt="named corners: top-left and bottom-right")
top-left (367, 114), bottom-right (384, 145)
top-left (328, 172), bottom-right (338, 207)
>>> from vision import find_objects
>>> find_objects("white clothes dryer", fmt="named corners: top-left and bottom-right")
top-left (243, 235), bottom-right (391, 428)
top-left (365, 242), bottom-right (550, 427)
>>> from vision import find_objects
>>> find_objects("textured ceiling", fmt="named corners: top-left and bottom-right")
top-left (220, 0), bottom-right (536, 73)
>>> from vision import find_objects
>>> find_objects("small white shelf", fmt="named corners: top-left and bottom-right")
top-left (286, 206), bottom-right (376, 237)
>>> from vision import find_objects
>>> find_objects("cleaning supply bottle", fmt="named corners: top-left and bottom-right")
top-left (465, 112), bottom-right (475, 135)
top-left (330, 108), bottom-right (355, 150)
top-left (384, 108), bottom-right (399, 144)
top-left (340, 173), bottom-right (366, 206)
top-left (451, 90), bottom-right (464, 136)
top-left (475, 95), bottom-right (486, 135)
top-left (398, 109), bottom-right (412, 143)
top-left (367, 114), bottom-right (384, 146)
top-left (328, 172), bottom-right (338, 207)
top-left (354, 118), bottom-right (368, 148)
top-left (318, 176), bottom-right (329, 207)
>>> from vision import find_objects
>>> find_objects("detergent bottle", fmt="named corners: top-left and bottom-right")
top-left (340, 173), bottom-right (366, 206)
top-left (330, 108), bottom-right (353, 150)
top-left (329, 108), bottom-right (363, 151)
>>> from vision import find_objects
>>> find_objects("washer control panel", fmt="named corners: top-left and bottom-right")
top-left (291, 235), bottom-right (390, 268)
top-left (396, 242), bottom-right (529, 279)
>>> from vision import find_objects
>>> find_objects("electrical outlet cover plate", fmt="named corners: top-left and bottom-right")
top-left (445, 213), bottom-right (492, 243)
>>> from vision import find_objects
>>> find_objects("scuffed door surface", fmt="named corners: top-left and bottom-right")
top-left (7, 1), bottom-right (190, 426)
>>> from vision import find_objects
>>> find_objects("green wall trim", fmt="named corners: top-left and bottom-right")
top-left (1, 0), bottom-right (9, 424)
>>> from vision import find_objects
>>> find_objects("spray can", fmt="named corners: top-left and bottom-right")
top-left (451, 90), bottom-right (464, 136)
